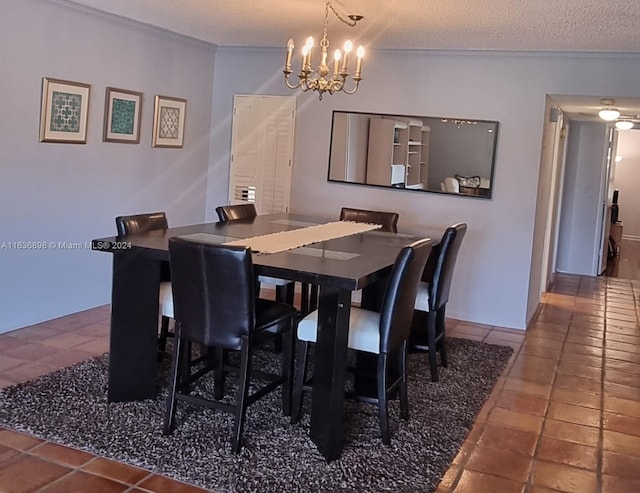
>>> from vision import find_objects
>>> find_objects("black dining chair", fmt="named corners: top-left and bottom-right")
top-left (291, 238), bottom-right (433, 444)
top-left (163, 237), bottom-right (299, 453)
top-left (411, 223), bottom-right (467, 382)
top-left (215, 203), bottom-right (258, 222)
top-left (339, 207), bottom-right (399, 233)
top-left (302, 207), bottom-right (401, 314)
top-left (115, 211), bottom-right (174, 352)
top-left (215, 203), bottom-right (296, 308)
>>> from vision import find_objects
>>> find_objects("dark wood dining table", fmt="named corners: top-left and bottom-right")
top-left (92, 212), bottom-right (435, 461)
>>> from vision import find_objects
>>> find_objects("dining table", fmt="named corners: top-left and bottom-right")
top-left (92, 212), bottom-right (436, 461)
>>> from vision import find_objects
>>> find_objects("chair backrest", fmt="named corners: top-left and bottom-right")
top-left (339, 207), bottom-right (399, 233)
top-left (115, 212), bottom-right (168, 236)
top-left (378, 238), bottom-right (433, 354)
top-left (215, 203), bottom-right (257, 222)
top-left (426, 223), bottom-right (467, 311)
top-left (168, 237), bottom-right (255, 350)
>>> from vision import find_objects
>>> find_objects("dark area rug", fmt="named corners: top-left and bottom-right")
top-left (0, 338), bottom-right (512, 493)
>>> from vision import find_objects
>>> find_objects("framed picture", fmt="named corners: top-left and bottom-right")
top-left (152, 95), bottom-right (186, 148)
top-left (103, 87), bottom-right (143, 143)
top-left (39, 77), bottom-right (91, 143)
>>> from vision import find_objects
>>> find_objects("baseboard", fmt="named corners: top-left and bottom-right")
top-left (621, 234), bottom-right (640, 242)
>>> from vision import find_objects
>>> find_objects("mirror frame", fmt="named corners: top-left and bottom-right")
top-left (327, 110), bottom-right (499, 199)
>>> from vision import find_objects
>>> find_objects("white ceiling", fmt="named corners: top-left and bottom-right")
top-left (63, 0), bottom-right (640, 52)
top-left (61, 0), bottom-right (640, 120)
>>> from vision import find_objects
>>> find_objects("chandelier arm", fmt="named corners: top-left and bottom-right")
top-left (340, 78), bottom-right (362, 95)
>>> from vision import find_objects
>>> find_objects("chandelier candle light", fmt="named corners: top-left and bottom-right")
top-left (284, 1), bottom-right (364, 100)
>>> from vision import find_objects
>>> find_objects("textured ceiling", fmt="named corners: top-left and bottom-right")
top-left (63, 0), bottom-right (640, 52)
top-left (58, 0), bottom-right (640, 119)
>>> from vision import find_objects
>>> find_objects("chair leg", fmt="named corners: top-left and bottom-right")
top-left (398, 342), bottom-right (409, 421)
top-left (163, 331), bottom-right (185, 435)
top-left (281, 322), bottom-right (295, 416)
top-left (291, 340), bottom-right (309, 424)
top-left (214, 347), bottom-right (226, 400)
top-left (426, 310), bottom-right (439, 382)
top-left (300, 283), bottom-right (310, 315)
top-left (377, 354), bottom-right (390, 445)
top-left (436, 306), bottom-right (448, 368)
top-left (309, 284), bottom-right (319, 312)
top-left (231, 338), bottom-right (251, 454)
top-left (159, 316), bottom-right (170, 352)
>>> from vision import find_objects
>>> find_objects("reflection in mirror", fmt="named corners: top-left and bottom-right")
top-left (328, 111), bottom-right (499, 198)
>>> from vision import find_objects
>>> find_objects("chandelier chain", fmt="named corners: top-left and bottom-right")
top-left (326, 1), bottom-right (359, 27)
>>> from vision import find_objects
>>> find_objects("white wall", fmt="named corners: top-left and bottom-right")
top-left (555, 122), bottom-right (609, 275)
top-left (210, 48), bottom-right (640, 329)
top-left (0, 0), bottom-right (215, 333)
top-left (613, 131), bottom-right (640, 239)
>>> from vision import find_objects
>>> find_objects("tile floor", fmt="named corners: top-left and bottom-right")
top-left (0, 273), bottom-right (638, 492)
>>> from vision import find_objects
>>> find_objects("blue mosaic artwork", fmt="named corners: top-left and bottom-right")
top-left (110, 98), bottom-right (135, 135)
top-left (49, 91), bottom-right (81, 133)
top-left (159, 107), bottom-right (180, 139)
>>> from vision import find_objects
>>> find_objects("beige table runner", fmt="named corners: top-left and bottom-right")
top-left (223, 221), bottom-right (381, 254)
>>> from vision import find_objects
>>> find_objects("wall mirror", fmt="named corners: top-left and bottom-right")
top-left (328, 111), bottom-right (499, 198)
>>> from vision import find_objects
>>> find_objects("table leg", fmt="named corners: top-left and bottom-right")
top-left (108, 251), bottom-right (160, 402)
top-left (310, 285), bottom-right (351, 462)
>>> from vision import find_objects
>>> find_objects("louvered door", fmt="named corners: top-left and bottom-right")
top-left (229, 95), bottom-right (296, 214)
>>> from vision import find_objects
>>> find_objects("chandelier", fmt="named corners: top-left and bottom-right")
top-left (283, 1), bottom-right (364, 100)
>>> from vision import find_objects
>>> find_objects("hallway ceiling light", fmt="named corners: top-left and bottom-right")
top-left (599, 108), bottom-right (621, 121)
top-left (615, 120), bottom-right (634, 130)
top-left (598, 98), bottom-right (620, 121)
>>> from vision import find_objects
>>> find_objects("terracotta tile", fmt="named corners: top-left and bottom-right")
top-left (0, 429), bottom-right (44, 451)
top-left (605, 359), bottom-right (640, 375)
top-left (606, 349), bottom-right (640, 365)
top-left (536, 436), bottom-right (597, 470)
top-left (604, 412), bottom-right (640, 437)
top-left (531, 460), bottom-right (598, 493)
top-left (82, 457), bottom-right (150, 484)
top-left (0, 355), bottom-right (28, 372)
top-left (603, 450), bottom-right (640, 479)
top-left (0, 337), bottom-right (29, 355)
top-left (558, 352), bottom-right (602, 368)
top-left (0, 377), bottom-right (17, 389)
top-left (478, 424), bottom-right (539, 456)
top-left (604, 396), bottom-right (640, 418)
top-left (438, 464), bottom-right (460, 489)
top-left (495, 390), bottom-right (549, 416)
top-left (519, 344), bottom-right (562, 361)
top-left (565, 335), bottom-right (603, 348)
top-left (6, 341), bottom-right (61, 361)
top-left (550, 388), bottom-right (601, 410)
top-left (137, 474), bottom-right (211, 492)
top-left (502, 378), bottom-right (552, 398)
top-left (547, 402), bottom-right (601, 427)
top-left (508, 358), bottom-right (556, 385)
top-left (0, 444), bottom-right (20, 462)
top-left (543, 419), bottom-right (599, 447)
top-left (602, 474), bottom-right (640, 493)
top-left (451, 440), bottom-right (476, 465)
top-left (39, 471), bottom-right (128, 493)
top-left (0, 455), bottom-right (71, 493)
top-left (557, 362), bottom-right (602, 380)
top-left (73, 338), bottom-right (110, 356)
top-left (36, 349), bottom-right (94, 369)
top-left (605, 368), bottom-right (640, 388)
top-left (29, 442), bottom-right (94, 467)
top-left (608, 340), bottom-right (640, 354)
top-left (465, 445), bottom-right (533, 482)
top-left (2, 363), bottom-right (58, 384)
top-left (605, 382), bottom-right (640, 401)
top-left (452, 469), bottom-right (525, 493)
top-left (485, 331), bottom-right (525, 343)
top-left (40, 332), bottom-right (96, 349)
top-left (487, 407), bottom-right (543, 434)
top-left (607, 332), bottom-right (640, 346)
top-left (553, 373), bottom-right (601, 394)
top-left (603, 430), bottom-right (640, 456)
top-left (562, 342), bottom-right (603, 358)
